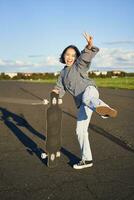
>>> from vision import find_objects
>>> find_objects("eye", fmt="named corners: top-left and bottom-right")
top-left (65, 53), bottom-right (69, 57)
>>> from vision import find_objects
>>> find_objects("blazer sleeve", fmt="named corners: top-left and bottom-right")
top-left (54, 69), bottom-right (66, 98)
top-left (75, 46), bottom-right (99, 71)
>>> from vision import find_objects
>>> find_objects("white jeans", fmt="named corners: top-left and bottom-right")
top-left (76, 86), bottom-right (108, 161)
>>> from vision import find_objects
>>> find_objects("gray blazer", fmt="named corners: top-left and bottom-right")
top-left (54, 46), bottom-right (99, 108)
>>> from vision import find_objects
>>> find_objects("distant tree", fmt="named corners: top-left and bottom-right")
top-left (119, 71), bottom-right (126, 77)
top-left (125, 72), bottom-right (134, 77)
top-left (44, 73), bottom-right (55, 79)
top-left (30, 73), bottom-right (40, 80)
top-left (0, 73), bottom-right (11, 80)
top-left (12, 73), bottom-right (26, 80)
top-left (88, 72), bottom-right (96, 78)
top-left (106, 71), bottom-right (112, 78)
top-left (100, 73), bottom-right (106, 78)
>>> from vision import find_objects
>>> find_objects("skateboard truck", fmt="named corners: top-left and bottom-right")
top-left (41, 151), bottom-right (61, 159)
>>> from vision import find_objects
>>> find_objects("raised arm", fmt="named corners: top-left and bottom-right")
top-left (75, 32), bottom-right (99, 70)
top-left (83, 32), bottom-right (93, 49)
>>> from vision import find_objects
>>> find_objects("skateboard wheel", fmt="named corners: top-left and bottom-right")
top-left (56, 151), bottom-right (61, 157)
top-left (50, 154), bottom-right (55, 161)
top-left (41, 153), bottom-right (47, 159)
top-left (43, 99), bottom-right (49, 105)
top-left (58, 99), bottom-right (62, 104)
top-left (52, 97), bottom-right (57, 105)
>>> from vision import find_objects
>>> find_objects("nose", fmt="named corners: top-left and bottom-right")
top-left (68, 55), bottom-right (72, 60)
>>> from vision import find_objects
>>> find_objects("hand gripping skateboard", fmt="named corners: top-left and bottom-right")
top-left (41, 91), bottom-right (62, 168)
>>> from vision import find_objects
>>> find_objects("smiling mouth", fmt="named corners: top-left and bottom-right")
top-left (67, 61), bottom-right (72, 64)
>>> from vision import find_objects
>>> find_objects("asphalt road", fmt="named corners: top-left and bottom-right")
top-left (0, 81), bottom-right (134, 200)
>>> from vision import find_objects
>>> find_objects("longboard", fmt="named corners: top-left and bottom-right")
top-left (41, 92), bottom-right (62, 168)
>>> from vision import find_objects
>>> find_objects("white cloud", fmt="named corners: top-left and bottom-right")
top-left (103, 40), bottom-right (134, 45)
top-left (46, 56), bottom-right (59, 66)
top-left (0, 49), bottom-right (134, 72)
top-left (94, 48), bottom-right (134, 69)
top-left (38, 56), bottom-right (60, 66)
top-left (28, 54), bottom-right (44, 58)
top-left (0, 56), bottom-right (62, 72)
top-left (0, 59), bottom-right (6, 65)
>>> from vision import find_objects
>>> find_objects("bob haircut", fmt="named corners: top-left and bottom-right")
top-left (59, 45), bottom-right (80, 64)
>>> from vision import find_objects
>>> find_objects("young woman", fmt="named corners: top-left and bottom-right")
top-left (52, 32), bottom-right (117, 169)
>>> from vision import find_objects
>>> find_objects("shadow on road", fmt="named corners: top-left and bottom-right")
top-left (0, 107), bottom-right (47, 164)
top-left (20, 87), bottom-right (44, 100)
top-left (63, 110), bottom-right (134, 153)
top-left (90, 124), bottom-right (134, 153)
top-left (1, 107), bottom-right (133, 169)
top-left (0, 107), bottom-right (79, 167)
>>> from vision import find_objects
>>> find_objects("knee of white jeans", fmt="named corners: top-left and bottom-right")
top-left (76, 127), bottom-right (82, 136)
top-left (76, 127), bottom-right (88, 137)
top-left (82, 86), bottom-right (99, 106)
top-left (82, 98), bottom-right (90, 107)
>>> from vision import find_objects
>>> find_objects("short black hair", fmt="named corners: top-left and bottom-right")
top-left (59, 45), bottom-right (80, 64)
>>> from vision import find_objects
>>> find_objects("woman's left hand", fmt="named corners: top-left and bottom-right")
top-left (52, 89), bottom-right (60, 94)
top-left (83, 32), bottom-right (93, 49)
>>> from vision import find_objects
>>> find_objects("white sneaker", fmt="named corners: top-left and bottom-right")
top-left (96, 106), bottom-right (117, 118)
top-left (73, 160), bottom-right (93, 169)
top-left (101, 115), bottom-right (109, 119)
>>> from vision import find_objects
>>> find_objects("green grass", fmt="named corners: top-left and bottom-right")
top-left (11, 77), bottom-right (134, 89)
top-left (94, 77), bottom-right (134, 89)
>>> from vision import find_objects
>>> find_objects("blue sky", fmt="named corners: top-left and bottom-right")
top-left (0, 0), bottom-right (134, 72)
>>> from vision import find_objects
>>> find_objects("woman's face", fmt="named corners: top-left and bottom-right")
top-left (64, 48), bottom-right (76, 67)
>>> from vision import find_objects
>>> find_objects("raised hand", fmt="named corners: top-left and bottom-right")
top-left (83, 32), bottom-right (93, 49)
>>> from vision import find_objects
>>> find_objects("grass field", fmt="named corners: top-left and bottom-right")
top-left (94, 77), bottom-right (134, 89)
top-left (19, 77), bottom-right (134, 90)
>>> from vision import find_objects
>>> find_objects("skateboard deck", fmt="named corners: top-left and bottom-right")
top-left (45, 92), bottom-right (62, 168)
